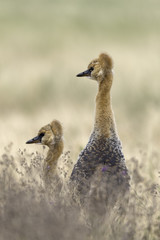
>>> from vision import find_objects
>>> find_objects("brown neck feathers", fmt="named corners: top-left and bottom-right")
top-left (44, 140), bottom-right (64, 177)
top-left (94, 74), bottom-right (116, 138)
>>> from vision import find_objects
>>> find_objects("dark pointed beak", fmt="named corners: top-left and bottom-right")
top-left (76, 69), bottom-right (91, 77)
top-left (26, 135), bottom-right (42, 144)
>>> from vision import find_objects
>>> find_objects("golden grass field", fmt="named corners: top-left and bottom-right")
top-left (0, 0), bottom-right (160, 239)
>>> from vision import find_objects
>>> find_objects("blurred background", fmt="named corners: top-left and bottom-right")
top-left (0, 0), bottom-right (160, 178)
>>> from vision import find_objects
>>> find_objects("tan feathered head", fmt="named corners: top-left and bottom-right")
top-left (26, 120), bottom-right (63, 148)
top-left (77, 53), bottom-right (113, 82)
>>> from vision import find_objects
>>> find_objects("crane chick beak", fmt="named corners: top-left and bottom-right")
top-left (76, 69), bottom-right (91, 77)
top-left (26, 135), bottom-right (42, 144)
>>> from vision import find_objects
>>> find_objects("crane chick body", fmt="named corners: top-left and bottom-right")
top-left (26, 120), bottom-right (64, 186)
top-left (70, 53), bottom-right (130, 196)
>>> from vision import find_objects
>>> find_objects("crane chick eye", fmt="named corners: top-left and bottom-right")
top-left (89, 67), bottom-right (94, 72)
top-left (39, 133), bottom-right (45, 138)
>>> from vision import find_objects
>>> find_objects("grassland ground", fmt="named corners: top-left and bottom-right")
top-left (0, 0), bottom-right (160, 239)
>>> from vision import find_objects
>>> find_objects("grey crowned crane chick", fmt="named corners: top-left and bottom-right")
top-left (70, 53), bottom-right (130, 204)
top-left (26, 120), bottom-right (64, 189)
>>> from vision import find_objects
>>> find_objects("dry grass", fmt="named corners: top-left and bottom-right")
top-left (0, 145), bottom-right (160, 240)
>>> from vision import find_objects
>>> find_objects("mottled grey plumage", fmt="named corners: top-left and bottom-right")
top-left (70, 130), bottom-right (130, 194)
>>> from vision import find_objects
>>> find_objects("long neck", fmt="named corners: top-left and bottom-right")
top-left (94, 74), bottom-right (117, 138)
top-left (44, 140), bottom-right (64, 177)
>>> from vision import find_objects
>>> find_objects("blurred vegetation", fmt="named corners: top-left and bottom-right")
top-left (0, 0), bottom-right (160, 113)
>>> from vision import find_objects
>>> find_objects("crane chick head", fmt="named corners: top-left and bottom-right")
top-left (77, 53), bottom-right (113, 82)
top-left (26, 120), bottom-right (63, 148)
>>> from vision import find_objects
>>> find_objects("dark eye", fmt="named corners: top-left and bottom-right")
top-left (39, 132), bottom-right (45, 139)
top-left (89, 67), bottom-right (94, 72)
